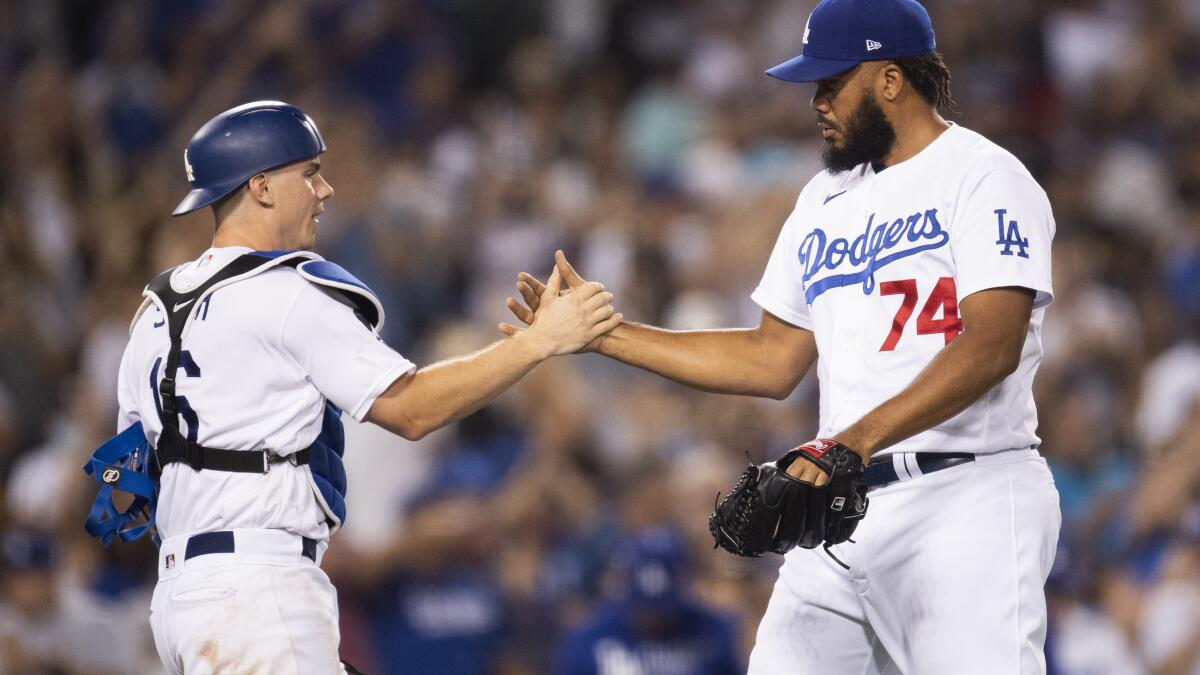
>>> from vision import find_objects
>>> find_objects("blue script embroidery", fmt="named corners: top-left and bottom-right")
top-left (799, 208), bottom-right (949, 303)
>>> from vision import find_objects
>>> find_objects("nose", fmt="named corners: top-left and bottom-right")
top-left (811, 87), bottom-right (831, 114)
top-left (318, 174), bottom-right (334, 200)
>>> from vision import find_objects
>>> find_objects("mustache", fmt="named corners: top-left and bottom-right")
top-left (817, 116), bottom-right (838, 130)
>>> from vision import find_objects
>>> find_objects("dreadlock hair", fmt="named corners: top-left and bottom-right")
top-left (893, 51), bottom-right (957, 115)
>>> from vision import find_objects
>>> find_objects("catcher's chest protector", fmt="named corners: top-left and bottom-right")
top-left (83, 251), bottom-right (383, 544)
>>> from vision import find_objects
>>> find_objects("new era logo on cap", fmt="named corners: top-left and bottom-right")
top-left (866, 39), bottom-right (882, 51)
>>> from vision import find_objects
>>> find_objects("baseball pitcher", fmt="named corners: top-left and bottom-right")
top-left (504, 0), bottom-right (1060, 671)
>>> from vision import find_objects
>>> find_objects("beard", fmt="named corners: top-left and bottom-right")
top-left (820, 92), bottom-right (897, 174)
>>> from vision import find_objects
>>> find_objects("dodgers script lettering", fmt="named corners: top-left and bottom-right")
top-left (798, 208), bottom-right (949, 303)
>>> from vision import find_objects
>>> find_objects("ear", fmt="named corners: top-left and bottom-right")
top-left (879, 62), bottom-right (904, 103)
top-left (246, 172), bottom-right (273, 208)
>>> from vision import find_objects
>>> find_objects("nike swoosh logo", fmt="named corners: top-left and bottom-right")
top-left (823, 190), bottom-right (848, 205)
top-left (173, 299), bottom-right (195, 312)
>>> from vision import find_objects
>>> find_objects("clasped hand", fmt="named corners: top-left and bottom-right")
top-left (501, 250), bottom-right (622, 357)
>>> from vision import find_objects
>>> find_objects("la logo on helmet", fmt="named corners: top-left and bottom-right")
top-left (184, 149), bottom-right (195, 183)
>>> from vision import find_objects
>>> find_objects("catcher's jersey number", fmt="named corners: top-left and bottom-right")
top-left (150, 350), bottom-right (202, 442)
top-left (878, 277), bottom-right (962, 351)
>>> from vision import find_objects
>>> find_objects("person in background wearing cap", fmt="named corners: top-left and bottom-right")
top-left (100, 100), bottom-right (622, 674)
top-left (0, 527), bottom-right (65, 673)
top-left (338, 409), bottom-right (524, 675)
top-left (504, 0), bottom-right (1060, 671)
top-left (553, 528), bottom-right (741, 675)
top-left (0, 527), bottom-right (149, 673)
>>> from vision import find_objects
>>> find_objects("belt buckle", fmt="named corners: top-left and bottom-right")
top-left (263, 451), bottom-right (297, 473)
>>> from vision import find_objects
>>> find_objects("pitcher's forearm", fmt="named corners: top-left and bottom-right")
top-left (597, 322), bottom-right (800, 398)
top-left (836, 289), bottom-right (1035, 458)
top-left (836, 330), bottom-right (1018, 457)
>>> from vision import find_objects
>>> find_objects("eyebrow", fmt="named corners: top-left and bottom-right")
top-left (826, 66), bottom-right (857, 86)
top-left (818, 66), bottom-right (858, 92)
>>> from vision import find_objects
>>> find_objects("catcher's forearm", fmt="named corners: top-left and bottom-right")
top-left (367, 336), bottom-right (545, 440)
top-left (596, 321), bottom-right (802, 398)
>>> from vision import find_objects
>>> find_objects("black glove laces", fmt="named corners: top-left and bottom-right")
top-left (711, 464), bottom-right (764, 557)
top-left (823, 541), bottom-right (853, 570)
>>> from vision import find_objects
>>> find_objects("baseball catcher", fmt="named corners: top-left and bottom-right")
top-left (709, 439), bottom-right (868, 558)
top-left (81, 100), bottom-right (621, 675)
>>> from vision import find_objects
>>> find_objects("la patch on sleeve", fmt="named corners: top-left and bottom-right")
top-left (993, 208), bottom-right (1030, 258)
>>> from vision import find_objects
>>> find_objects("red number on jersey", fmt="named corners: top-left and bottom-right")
top-left (879, 277), bottom-right (963, 351)
top-left (879, 280), bottom-right (918, 351)
top-left (916, 277), bottom-right (963, 345)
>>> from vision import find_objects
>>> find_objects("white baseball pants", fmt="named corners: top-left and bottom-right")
top-left (150, 529), bottom-right (347, 674)
top-left (748, 448), bottom-right (1061, 674)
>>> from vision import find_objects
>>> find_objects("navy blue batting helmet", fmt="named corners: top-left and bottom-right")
top-left (173, 101), bottom-right (326, 216)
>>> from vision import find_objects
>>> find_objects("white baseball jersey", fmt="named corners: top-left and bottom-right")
top-left (116, 246), bottom-right (416, 542)
top-left (753, 124), bottom-right (1055, 456)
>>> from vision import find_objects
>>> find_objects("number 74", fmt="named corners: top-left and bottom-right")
top-left (878, 277), bottom-right (963, 351)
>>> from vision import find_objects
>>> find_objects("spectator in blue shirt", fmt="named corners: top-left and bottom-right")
top-left (555, 527), bottom-right (741, 675)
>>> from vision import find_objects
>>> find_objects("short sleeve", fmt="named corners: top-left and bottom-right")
top-left (281, 284), bottom-right (416, 421)
top-left (951, 168), bottom-right (1055, 308)
top-left (115, 342), bottom-right (141, 432)
top-left (751, 203), bottom-right (814, 330)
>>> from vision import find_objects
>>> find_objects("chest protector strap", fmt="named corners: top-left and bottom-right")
top-left (146, 252), bottom-right (322, 476)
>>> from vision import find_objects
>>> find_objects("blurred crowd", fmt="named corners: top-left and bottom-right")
top-left (1, 0), bottom-right (1199, 672)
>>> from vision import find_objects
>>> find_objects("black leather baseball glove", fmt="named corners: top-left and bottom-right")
top-left (708, 439), bottom-right (869, 557)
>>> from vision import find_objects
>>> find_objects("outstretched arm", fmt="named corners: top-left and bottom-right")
top-left (502, 251), bottom-right (818, 399)
top-left (367, 267), bottom-right (621, 440)
top-left (588, 315), bottom-right (816, 399)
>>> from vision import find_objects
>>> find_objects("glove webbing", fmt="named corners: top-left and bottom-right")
top-left (711, 464), bottom-right (766, 557)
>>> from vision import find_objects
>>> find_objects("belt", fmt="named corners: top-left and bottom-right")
top-left (864, 452), bottom-right (975, 489)
top-left (156, 427), bottom-right (310, 474)
top-left (184, 531), bottom-right (317, 562)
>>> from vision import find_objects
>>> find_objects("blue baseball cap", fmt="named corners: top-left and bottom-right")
top-left (767, 0), bottom-right (936, 83)
top-left (1, 528), bottom-right (56, 571)
top-left (623, 528), bottom-right (688, 603)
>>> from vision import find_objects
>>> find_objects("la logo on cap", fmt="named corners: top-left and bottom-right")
top-left (803, 17), bottom-right (811, 44)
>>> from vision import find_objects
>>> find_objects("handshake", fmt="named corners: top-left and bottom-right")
top-left (498, 249), bottom-right (622, 359)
